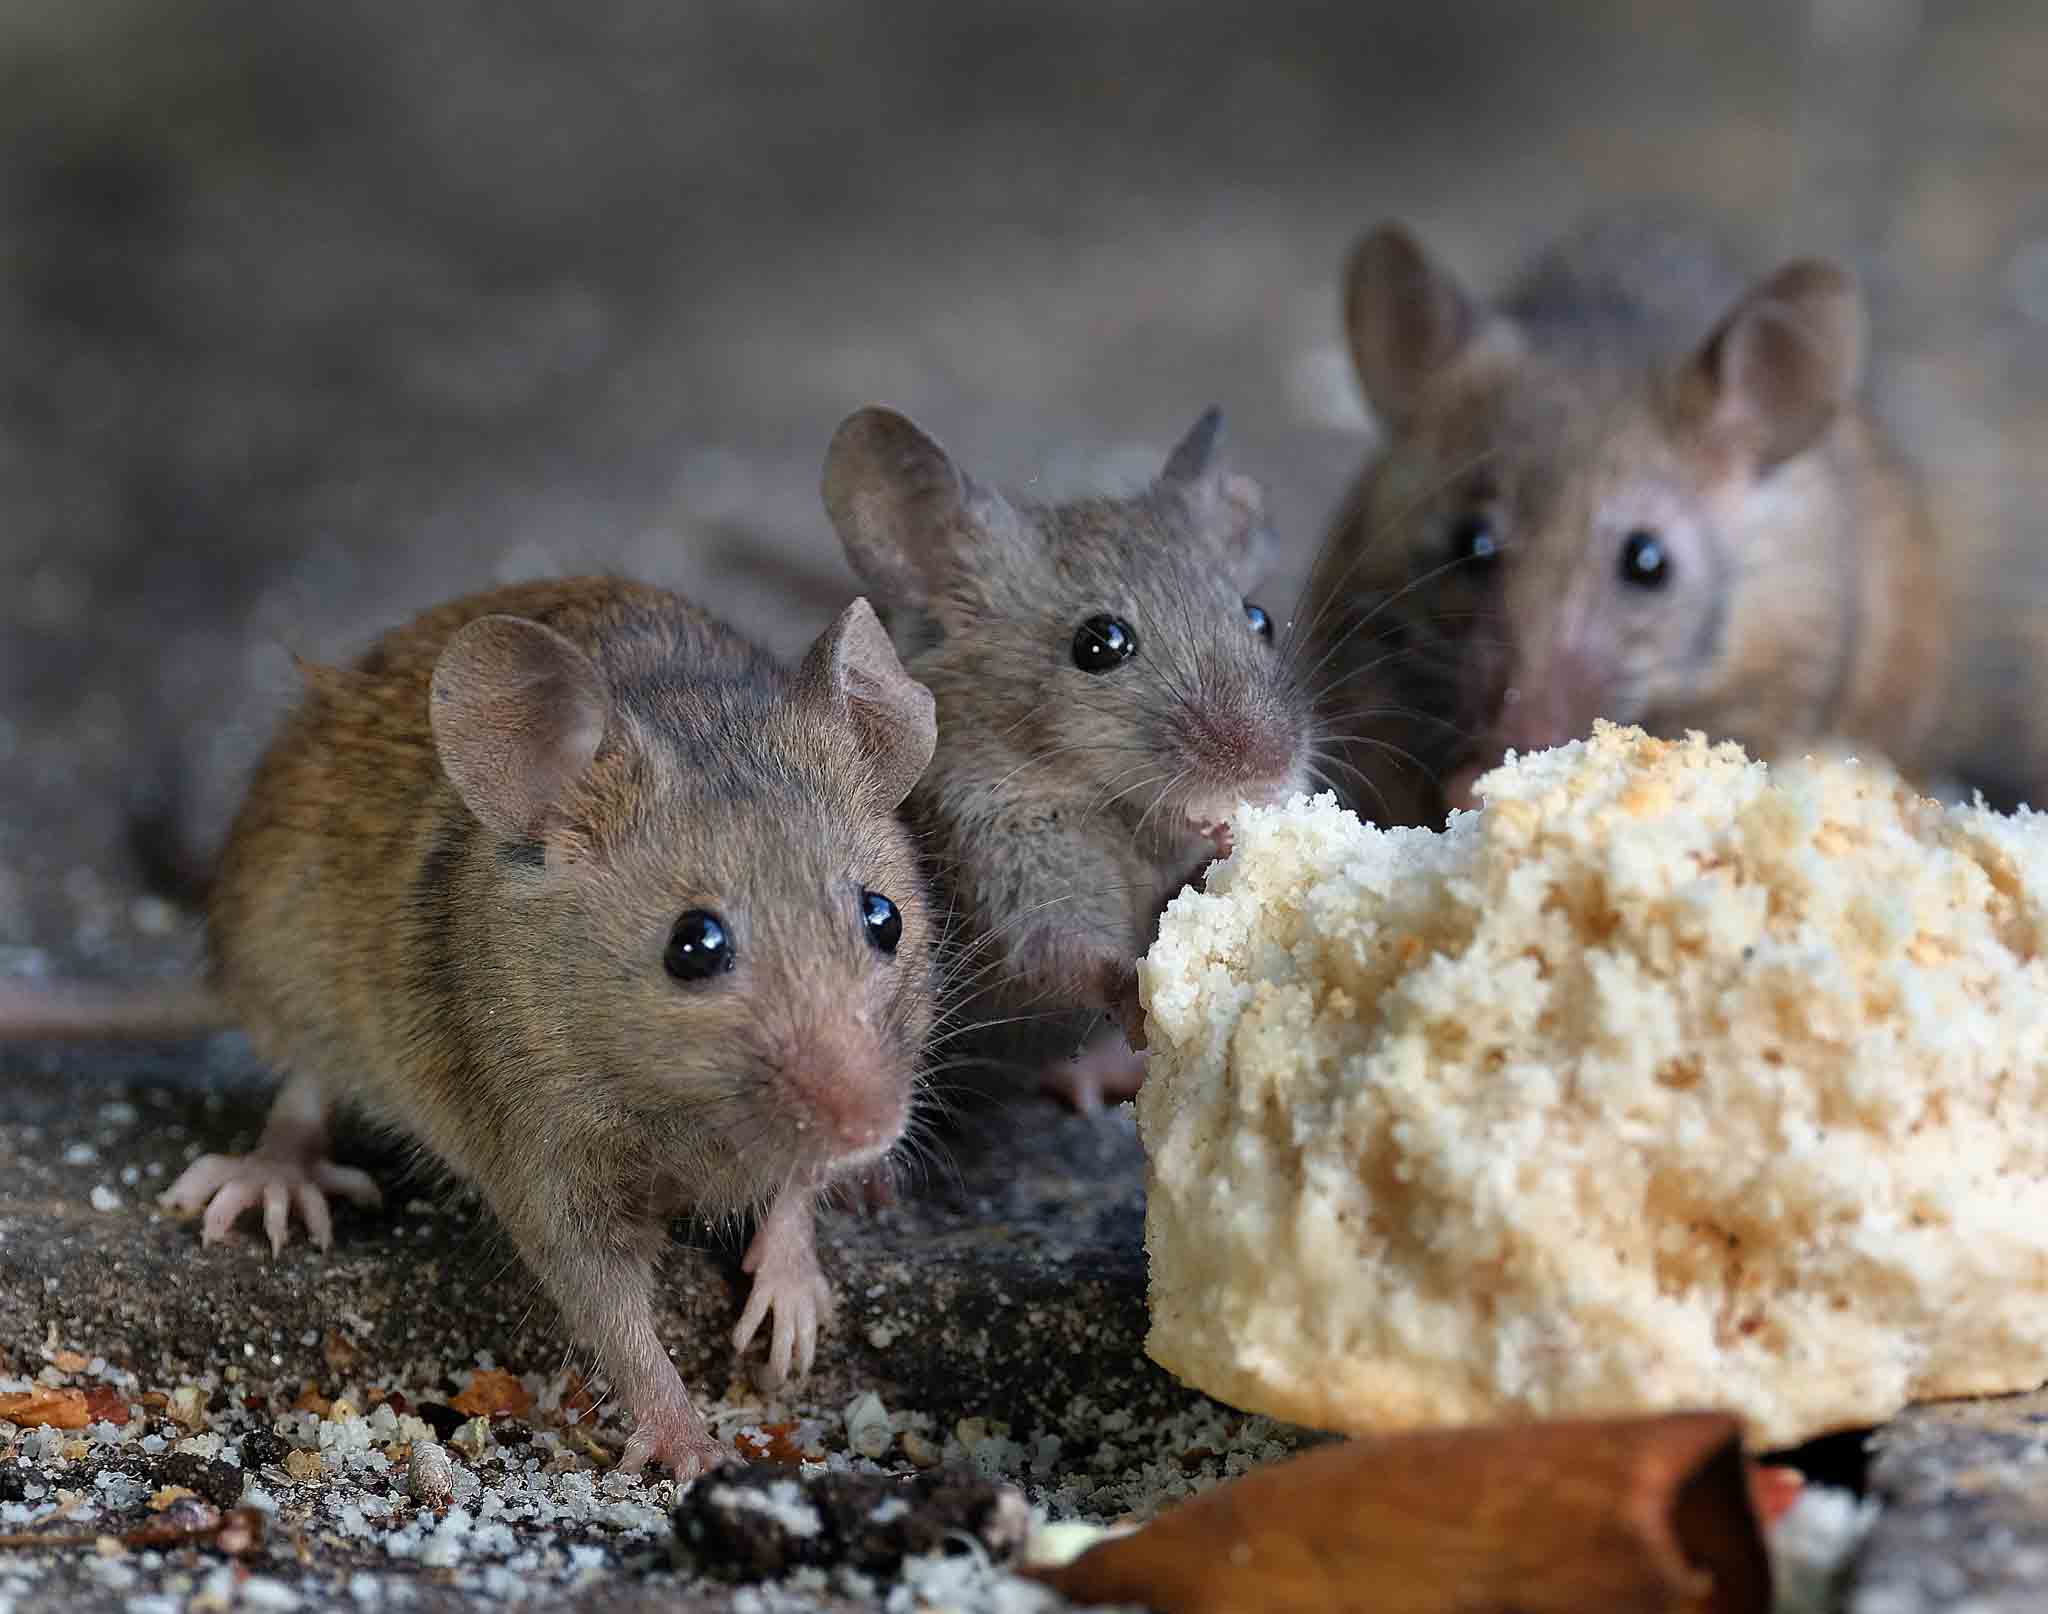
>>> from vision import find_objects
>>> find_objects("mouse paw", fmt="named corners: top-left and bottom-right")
top-left (1040, 1037), bottom-right (1147, 1113)
top-left (161, 1152), bottom-right (381, 1255)
top-left (618, 1399), bottom-right (731, 1483)
top-left (733, 1197), bottom-right (835, 1388)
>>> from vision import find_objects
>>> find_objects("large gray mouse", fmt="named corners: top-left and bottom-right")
top-left (821, 407), bottom-right (1315, 1109)
top-left (21, 578), bottom-right (938, 1479)
top-left (1303, 212), bottom-right (1955, 826)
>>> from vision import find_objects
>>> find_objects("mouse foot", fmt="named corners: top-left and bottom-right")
top-left (161, 1152), bottom-right (381, 1254)
top-left (1040, 1036), bottom-right (1147, 1113)
top-left (617, 1398), bottom-right (731, 1483)
top-left (159, 1072), bottom-right (379, 1254)
top-left (733, 1187), bottom-right (835, 1388)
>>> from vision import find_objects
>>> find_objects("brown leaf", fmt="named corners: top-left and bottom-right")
top-left (1025, 1411), bottom-right (1770, 1614)
top-left (733, 1422), bottom-right (813, 1465)
top-left (82, 1386), bottom-right (130, 1426)
top-left (0, 1389), bottom-right (90, 1431)
top-left (321, 1330), bottom-right (359, 1375)
top-left (450, 1368), bottom-right (532, 1419)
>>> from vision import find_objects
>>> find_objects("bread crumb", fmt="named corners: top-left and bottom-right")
top-left (1137, 722), bottom-right (2048, 1447)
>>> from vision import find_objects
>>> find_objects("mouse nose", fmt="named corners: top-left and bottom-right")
top-left (781, 1026), bottom-right (909, 1163)
top-left (1183, 705), bottom-right (1302, 796)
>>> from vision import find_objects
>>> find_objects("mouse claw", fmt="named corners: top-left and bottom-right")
top-left (1039, 1035), bottom-right (1147, 1113)
top-left (734, 1192), bottom-right (836, 1386)
top-left (163, 1150), bottom-right (377, 1255)
top-left (618, 1404), bottom-right (731, 1483)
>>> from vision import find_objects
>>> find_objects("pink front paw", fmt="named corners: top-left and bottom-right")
top-left (160, 1152), bottom-right (380, 1254)
top-left (1040, 1035), bottom-right (1147, 1113)
top-left (732, 1199), bottom-right (835, 1388)
top-left (618, 1399), bottom-right (731, 1482)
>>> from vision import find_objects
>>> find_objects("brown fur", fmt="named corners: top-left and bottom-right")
top-left (1305, 213), bottom-right (1954, 825)
top-left (207, 577), bottom-right (935, 1468)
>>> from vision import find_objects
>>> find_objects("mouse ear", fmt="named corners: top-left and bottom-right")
top-left (1158, 407), bottom-right (1276, 589)
top-left (797, 597), bottom-right (937, 809)
top-left (823, 407), bottom-right (991, 611)
top-left (1344, 222), bottom-right (1482, 429)
top-left (430, 615), bottom-right (611, 841)
top-left (1675, 258), bottom-right (1865, 472)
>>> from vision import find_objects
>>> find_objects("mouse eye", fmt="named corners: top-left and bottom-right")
top-left (665, 910), bottom-right (733, 982)
top-left (1448, 513), bottom-right (1500, 569)
top-left (1243, 601), bottom-right (1274, 642)
top-left (1072, 614), bottom-right (1138, 673)
top-left (1619, 529), bottom-right (1670, 589)
top-left (860, 889), bottom-right (902, 955)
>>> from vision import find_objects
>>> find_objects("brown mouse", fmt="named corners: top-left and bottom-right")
top-left (29, 578), bottom-right (938, 1479)
top-left (821, 407), bottom-right (1315, 1110)
top-left (1303, 212), bottom-right (1954, 825)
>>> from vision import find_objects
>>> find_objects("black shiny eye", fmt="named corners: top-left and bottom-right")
top-left (1243, 601), bottom-right (1274, 642)
top-left (664, 910), bottom-right (733, 982)
top-left (860, 889), bottom-right (902, 955)
top-left (1619, 529), bottom-right (1670, 588)
top-left (1449, 513), bottom-right (1499, 567)
top-left (1072, 614), bottom-right (1138, 673)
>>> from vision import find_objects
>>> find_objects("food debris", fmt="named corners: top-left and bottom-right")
top-left (0, 1390), bottom-right (89, 1431)
top-left (450, 1369), bottom-right (531, 1419)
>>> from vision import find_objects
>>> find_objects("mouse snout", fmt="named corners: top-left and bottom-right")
top-left (1179, 703), bottom-right (1303, 802)
top-left (776, 1021), bottom-right (910, 1166)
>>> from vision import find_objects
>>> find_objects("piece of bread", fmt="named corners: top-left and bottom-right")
top-left (1135, 722), bottom-right (2048, 1449)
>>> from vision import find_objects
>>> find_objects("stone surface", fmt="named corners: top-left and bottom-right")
top-left (1849, 1391), bottom-right (2048, 1613)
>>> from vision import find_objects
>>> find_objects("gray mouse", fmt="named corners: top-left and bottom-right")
top-left (1304, 212), bottom-right (1955, 826)
top-left (10, 577), bottom-right (938, 1479)
top-left (821, 406), bottom-right (1315, 1109)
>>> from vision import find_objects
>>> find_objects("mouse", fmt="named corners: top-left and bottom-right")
top-left (7, 578), bottom-right (938, 1480)
top-left (1302, 211), bottom-right (1955, 826)
top-left (820, 406), bottom-right (1315, 1111)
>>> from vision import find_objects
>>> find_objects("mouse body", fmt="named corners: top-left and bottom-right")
top-left (151, 577), bottom-right (936, 1478)
top-left (822, 408), bottom-right (1314, 1109)
top-left (1305, 211), bottom-right (1954, 823)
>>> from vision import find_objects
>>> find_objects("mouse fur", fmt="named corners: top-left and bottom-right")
top-left (161, 576), bottom-right (937, 1478)
top-left (822, 407), bottom-right (1315, 1109)
top-left (1304, 210), bottom-right (1954, 824)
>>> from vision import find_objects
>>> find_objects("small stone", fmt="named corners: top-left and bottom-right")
top-left (240, 1429), bottom-right (290, 1470)
top-left (408, 1439), bottom-right (455, 1507)
top-left (414, 1402), bottom-right (466, 1442)
top-left (670, 1462), bottom-right (1029, 1582)
top-left (283, 1448), bottom-right (325, 1484)
top-left (157, 1453), bottom-right (245, 1509)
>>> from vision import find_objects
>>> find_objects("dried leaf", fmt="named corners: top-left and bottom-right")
top-left (733, 1422), bottom-right (813, 1465)
top-left (82, 1386), bottom-right (130, 1427)
top-left (321, 1330), bottom-right (359, 1375)
top-left (0, 1389), bottom-right (90, 1431)
top-left (1026, 1411), bottom-right (1770, 1614)
top-left (451, 1369), bottom-right (532, 1419)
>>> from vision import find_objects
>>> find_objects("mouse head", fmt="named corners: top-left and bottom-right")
top-left (428, 597), bottom-right (937, 1206)
top-left (822, 406), bottom-right (1312, 864)
top-left (1325, 220), bottom-right (1865, 812)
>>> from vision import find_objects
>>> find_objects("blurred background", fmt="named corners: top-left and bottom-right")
top-left (3, 0), bottom-right (2045, 980)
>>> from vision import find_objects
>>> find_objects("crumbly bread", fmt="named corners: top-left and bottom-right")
top-left (1135, 721), bottom-right (2048, 1448)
